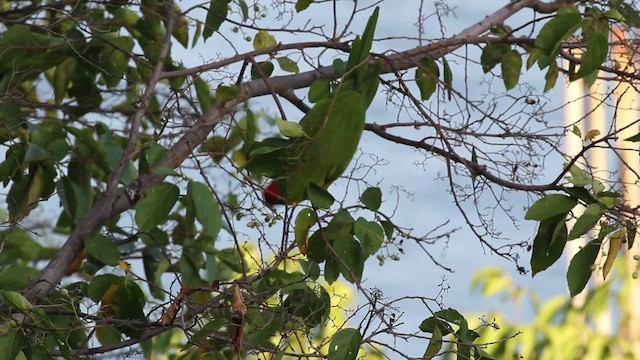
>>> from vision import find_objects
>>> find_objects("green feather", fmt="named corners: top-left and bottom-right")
top-left (259, 7), bottom-right (381, 205)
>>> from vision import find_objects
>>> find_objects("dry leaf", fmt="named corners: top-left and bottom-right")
top-left (231, 282), bottom-right (247, 357)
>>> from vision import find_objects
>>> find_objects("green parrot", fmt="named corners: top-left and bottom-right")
top-left (252, 8), bottom-right (381, 205)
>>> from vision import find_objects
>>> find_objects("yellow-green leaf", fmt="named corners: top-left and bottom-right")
top-left (603, 230), bottom-right (624, 279)
top-left (253, 30), bottom-right (276, 50)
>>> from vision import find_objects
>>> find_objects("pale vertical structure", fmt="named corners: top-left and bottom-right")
top-left (612, 26), bottom-right (640, 354)
top-left (587, 78), bottom-right (612, 335)
top-left (563, 60), bottom-right (587, 307)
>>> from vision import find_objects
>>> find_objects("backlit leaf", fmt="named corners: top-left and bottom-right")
top-left (501, 49), bottom-right (522, 90)
top-left (603, 230), bottom-right (624, 280)
top-left (276, 56), bottom-right (299, 73)
top-left (568, 203), bottom-right (603, 240)
top-left (294, 208), bottom-right (316, 255)
top-left (253, 30), bottom-right (276, 50)
top-left (567, 240), bottom-right (601, 297)
top-left (85, 233), bottom-right (120, 266)
top-left (360, 187), bottom-right (382, 211)
top-left (415, 56), bottom-right (439, 100)
top-left (135, 182), bottom-right (179, 231)
top-left (203, 0), bottom-right (231, 40)
top-left (188, 181), bottom-right (222, 242)
top-left (328, 328), bottom-right (361, 360)
top-left (525, 194), bottom-right (577, 221)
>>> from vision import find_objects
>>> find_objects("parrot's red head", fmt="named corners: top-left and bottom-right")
top-left (264, 182), bottom-right (284, 205)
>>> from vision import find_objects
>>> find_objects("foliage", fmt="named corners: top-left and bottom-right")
top-left (468, 266), bottom-right (637, 359)
top-left (0, 0), bottom-right (638, 359)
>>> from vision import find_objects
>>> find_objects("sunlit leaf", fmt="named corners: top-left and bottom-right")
top-left (603, 230), bottom-right (624, 280)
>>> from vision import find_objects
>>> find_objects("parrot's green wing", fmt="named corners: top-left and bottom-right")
top-left (262, 7), bottom-right (381, 205)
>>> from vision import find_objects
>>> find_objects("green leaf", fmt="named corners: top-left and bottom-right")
top-left (619, 2), bottom-right (640, 27)
top-left (422, 325), bottom-right (442, 359)
top-left (250, 61), bottom-right (274, 79)
top-left (501, 49), bottom-right (522, 90)
top-left (332, 58), bottom-right (347, 76)
top-left (567, 240), bottom-right (601, 297)
top-left (328, 328), bottom-right (361, 360)
top-left (276, 56), bottom-right (299, 73)
top-left (295, 0), bottom-right (314, 12)
top-left (215, 84), bottom-right (239, 103)
top-left (480, 43), bottom-right (510, 73)
top-left (194, 76), bottom-right (212, 112)
top-left (87, 274), bottom-right (121, 302)
top-left (625, 132), bottom-right (640, 142)
top-left (308, 79), bottom-right (331, 103)
top-left (0, 328), bottom-right (24, 360)
top-left (360, 187), bottom-right (382, 211)
top-left (0, 265), bottom-right (39, 290)
top-left (203, 0), bottom-right (231, 40)
top-left (53, 59), bottom-right (71, 104)
top-left (415, 56), bottom-right (439, 101)
top-left (575, 25), bottom-right (608, 80)
top-left (294, 208), bottom-right (316, 254)
top-left (530, 214), bottom-right (568, 276)
top-left (275, 117), bottom-right (305, 138)
top-left (346, 7), bottom-right (378, 71)
top-left (85, 233), bottom-right (120, 266)
top-left (237, 0), bottom-right (249, 21)
top-left (535, 6), bottom-right (582, 68)
top-left (354, 218), bottom-right (384, 256)
top-left (307, 183), bottom-right (334, 209)
top-left (525, 194), bottom-right (577, 221)
top-left (1, 290), bottom-right (33, 311)
top-left (568, 203), bottom-right (603, 240)
top-left (544, 60), bottom-right (559, 92)
top-left (442, 57), bottom-right (453, 100)
top-left (188, 181), bottom-right (222, 242)
top-left (253, 30), bottom-right (277, 49)
top-left (216, 248), bottom-right (245, 275)
top-left (334, 236), bottom-right (364, 283)
top-left (470, 147), bottom-right (479, 183)
top-left (135, 182), bottom-right (179, 231)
